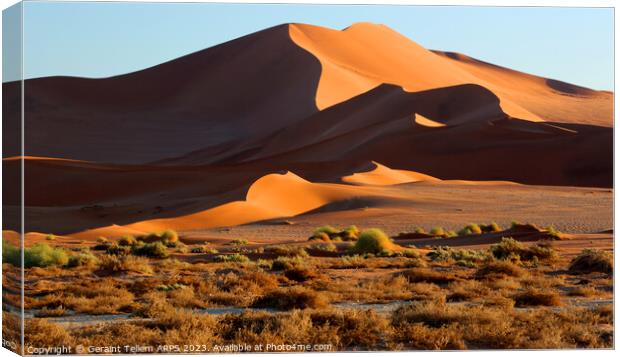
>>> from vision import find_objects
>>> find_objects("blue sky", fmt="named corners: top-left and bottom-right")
top-left (2, 1), bottom-right (614, 90)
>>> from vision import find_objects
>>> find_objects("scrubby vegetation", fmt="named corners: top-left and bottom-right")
top-left (131, 242), bottom-right (170, 258)
top-left (489, 237), bottom-right (557, 262)
top-left (309, 225), bottom-right (360, 241)
top-left (215, 254), bottom-right (250, 263)
top-left (3, 241), bottom-right (69, 268)
top-left (6, 221), bottom-right (613, 351)
top-left (458, 223), bottom-right (482, 236)
top-left (349, 228), bottom-right (397, 254)
top-left (569, 249), bottom-right (613, 274)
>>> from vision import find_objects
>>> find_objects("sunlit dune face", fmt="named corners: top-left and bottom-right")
top-left (288, 22), bottom-right (611, 127)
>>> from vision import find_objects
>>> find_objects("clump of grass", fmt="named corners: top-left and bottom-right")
top-left (349, 228), bottom-right (398, 255)
top-left (309, 225), bottom-right (360, 242)
top-left (67, 251), bottom-right (99, 268)
top-left (284, 267), bottom-right (318, 282)
top-left (567, 286), bottom-right (599, 297)
top-left (118, 235), bottom-right (138, 246)
top-left (191, 245), bottom-right (218, 254)
top-left (489, 237), bottom-right (558, 263)
top-left (480, 222), bottom-right (501, 233)
top-left (546, 226), bottom-right (562, 239)
top-left (429, 227), bottom-right (445, 236)
top-left (3, 242), bottom-right (69, 268)
top-left (131, 242), bottom-right (169, 258)
top-left (271, 256), bottom-right (305, 271)
top-left (427, 246), bottom-right (489, 266)
top-left (34, 306), bottom-right (67, 317)
top-left (98, 255), bottom-right (153, 274)
top-left (413, 227), bottom-right (426, 234)
top-left (568, 249), bottom-right (613, 274)
top-left (252, 287), bottom-right (329, 310)
top-left (309, 232), bottom-right (331, 241)
top-left (137, 229), bottom-right (179, 243)
top-left (476, 260), bottom-right (525, 279)
top-left (229, 239), bottom-right (249, 245)
top-left (105, 244), bottom-right (132, 256)
top-left (458, 223), bottom-right (482, 236)
top-left (341, 225), bottom-right (360, 241)
top-left (401, 268), bottom-right (458, 285)
top-left (513, 289), bottom-right (562, 307)
top-left (268, 245), bottom-right (309, 258)
top-left (45, 234), bottom-right (56, 241)
top-left (310, 243), bottom-right (337, 252)
top-left (215, 254), bottom-right (250, 263)
top-left (311, 225), bottom-right (338, 239)
top-left (159, 229), bottom-right (179, 242)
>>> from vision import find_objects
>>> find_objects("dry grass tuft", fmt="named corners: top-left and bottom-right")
top-left (253, 287), bottom-right (329, 310)
top-left (568, 249), bottom-right (613, 274)
top-left (476, 261), bottom-right (525, 279)
top-left (513, 289), bottom-right (562, 307)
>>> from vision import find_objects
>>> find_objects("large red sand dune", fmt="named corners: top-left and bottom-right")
top-left (1, 22), bottom-right (613, 237)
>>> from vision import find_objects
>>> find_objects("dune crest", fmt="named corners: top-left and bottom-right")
top-left (343, 161), bottom-right (440, 186)
top-left (71, 171), bottom-right (368, 238)
top-left (289, 22), bottom-right (611, 127)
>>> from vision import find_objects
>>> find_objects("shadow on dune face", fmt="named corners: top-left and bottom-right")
top-left (545, 79), bottom-right (597, 96)
top-left (5, 24), bottom-right (323, 164)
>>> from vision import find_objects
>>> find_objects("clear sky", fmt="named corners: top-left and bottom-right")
top-left (3, 1), bottom-right (614, 90)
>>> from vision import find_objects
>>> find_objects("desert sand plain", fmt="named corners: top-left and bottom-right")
top-left (2, 23), bottom-right (614, 351)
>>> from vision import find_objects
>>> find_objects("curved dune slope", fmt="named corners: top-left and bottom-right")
top-left (5, 22), bottom-right (611, 165)
top-left (343, 161), bottom-right (439, 185)
top-left (289, 23), bottom-right (611, 126)
top-left (71, 171), bottom-right (372, 238)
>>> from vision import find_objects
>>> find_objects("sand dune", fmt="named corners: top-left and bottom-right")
top-left (342, 161), bottom-right (439, 186)
top-left (3, 22), bottom-right (612, 165)
top-left (72, 171), bottom-right (377, 238)
top-left (2, 22), bottom-right (613, 238)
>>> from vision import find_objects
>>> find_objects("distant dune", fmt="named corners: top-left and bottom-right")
top-left (2, 22), bottom-right (613, 236)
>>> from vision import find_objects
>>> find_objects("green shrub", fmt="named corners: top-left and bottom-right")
top-left (569, 249), bottom-right (613, 274)
top-left (490, 237), bottom-right (557, 262)
top-left (118, 235), bottom-right (138, 246)
top-left (313, 225), bottom-right (338, 236)
top-left (271, 256), bottom-right (305, 271)
top-left (414, 227), bottom-right (426, 234)
top-left (106, 244), bottom-right (132, 256)
top-left (489, 237), bottom-right (524, 260)
top-left (445, 230), bottom-right (458, 238)
top-left (480, 222), bottom-right (501, 233)
top-left (429, 227), bottom-right (445, 236)
top-left (229, 239), bottom-right (249, 245)
top-left (547, 226), bottom-right (562, 239)
top-left (191, 246), bottom-right (218, 254)
top-left (308, 232), bottom-right (331, 242)
top-left (311, 243), bottom-right (337, 252)
top-left (131, 242), bottom-right (169, 258)
top-left (350, 228), bottom-right (397, 254)
top-left (268, 245), bottom-right (309, 258)
top-left (427, 246), bottom-right (488, 265)
top-left (2, 242), bottom-right (69, 268)
top-left (45, 234), bottom-right (56, 241)
top-left (67, 251), bottom-right (99, 268)
top-left (160, 229), bottom-right (179, 242)
top-left (458, 223), bottom-right (482, 236)
top-left (215, 254), bottom-right (250, 263)
top-left (2, 240), bottom-right (21, 266)
top-left (138, 229), bottom-right (179, 243)
top-left (342, 225), bottom-right (360, 241)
